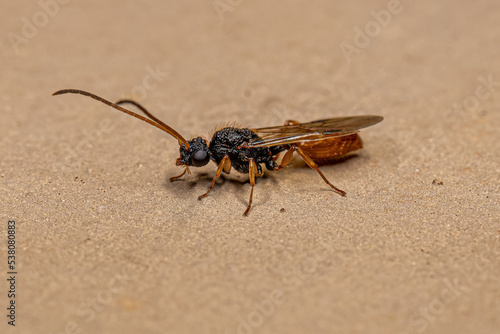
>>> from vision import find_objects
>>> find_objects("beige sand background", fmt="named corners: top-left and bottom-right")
top-left (1, 1), bottom-right (499, 333)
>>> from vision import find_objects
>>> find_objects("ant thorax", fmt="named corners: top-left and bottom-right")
top-left (209, 127), bottom-right (284, 174)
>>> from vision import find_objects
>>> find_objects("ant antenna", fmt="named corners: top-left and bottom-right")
top-left (52, 89), bottom-right (190, 149)
top-left (115, 99), bottom-right (173, 133)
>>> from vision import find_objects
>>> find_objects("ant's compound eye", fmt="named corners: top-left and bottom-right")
top-left (192, 150), bottom-right (209, 167)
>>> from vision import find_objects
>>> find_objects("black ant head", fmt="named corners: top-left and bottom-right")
top-left (176, 137), bottom-right (211, 167)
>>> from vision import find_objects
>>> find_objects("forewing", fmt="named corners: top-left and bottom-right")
top-left (249, 115), bottom-right (383, 147)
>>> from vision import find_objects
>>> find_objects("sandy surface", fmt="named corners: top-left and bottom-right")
top-left (1, 1), bottom-right (499, 333)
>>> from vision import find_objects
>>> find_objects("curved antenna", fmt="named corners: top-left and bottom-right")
top-left (116, 99), bottom-right (171, 132)
top-left (52, 89), bottom-right (189, 149)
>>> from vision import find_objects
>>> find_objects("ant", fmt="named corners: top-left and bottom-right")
top-left (53, 89), bottom-right (383, 215)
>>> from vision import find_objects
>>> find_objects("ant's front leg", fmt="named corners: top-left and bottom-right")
top-left (198, 155), bottom-right (230, 200)
top-left (170, 167), bottom-right (191, 182)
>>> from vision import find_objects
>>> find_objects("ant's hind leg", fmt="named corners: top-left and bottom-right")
top-left (243, 158), bottom-right (258, 216)
top-left (198, 155), bottom-right (230, 200)
top-left (295, 146), bottom-right (346, 196)
top-left (274, 146), bottom-right (296, 171)
top-left (170, 167), bottom-right (191, 182)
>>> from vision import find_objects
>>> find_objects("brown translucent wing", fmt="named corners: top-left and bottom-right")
top-left (249, 115), bottom-right (383, 147)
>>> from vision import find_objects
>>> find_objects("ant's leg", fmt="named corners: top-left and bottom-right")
top-left (170, 167), bottom-right (191, 182)
top-left (243, 158), bottom-right (258, 216)
top-left (274, 146), bottom-right (296, 170)
top-left (295, 146), bottom-right (346, 196)
top-left (223, 158), bottom-right (232, 174)
top-left (198, 155), bottom-right (230, 200)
